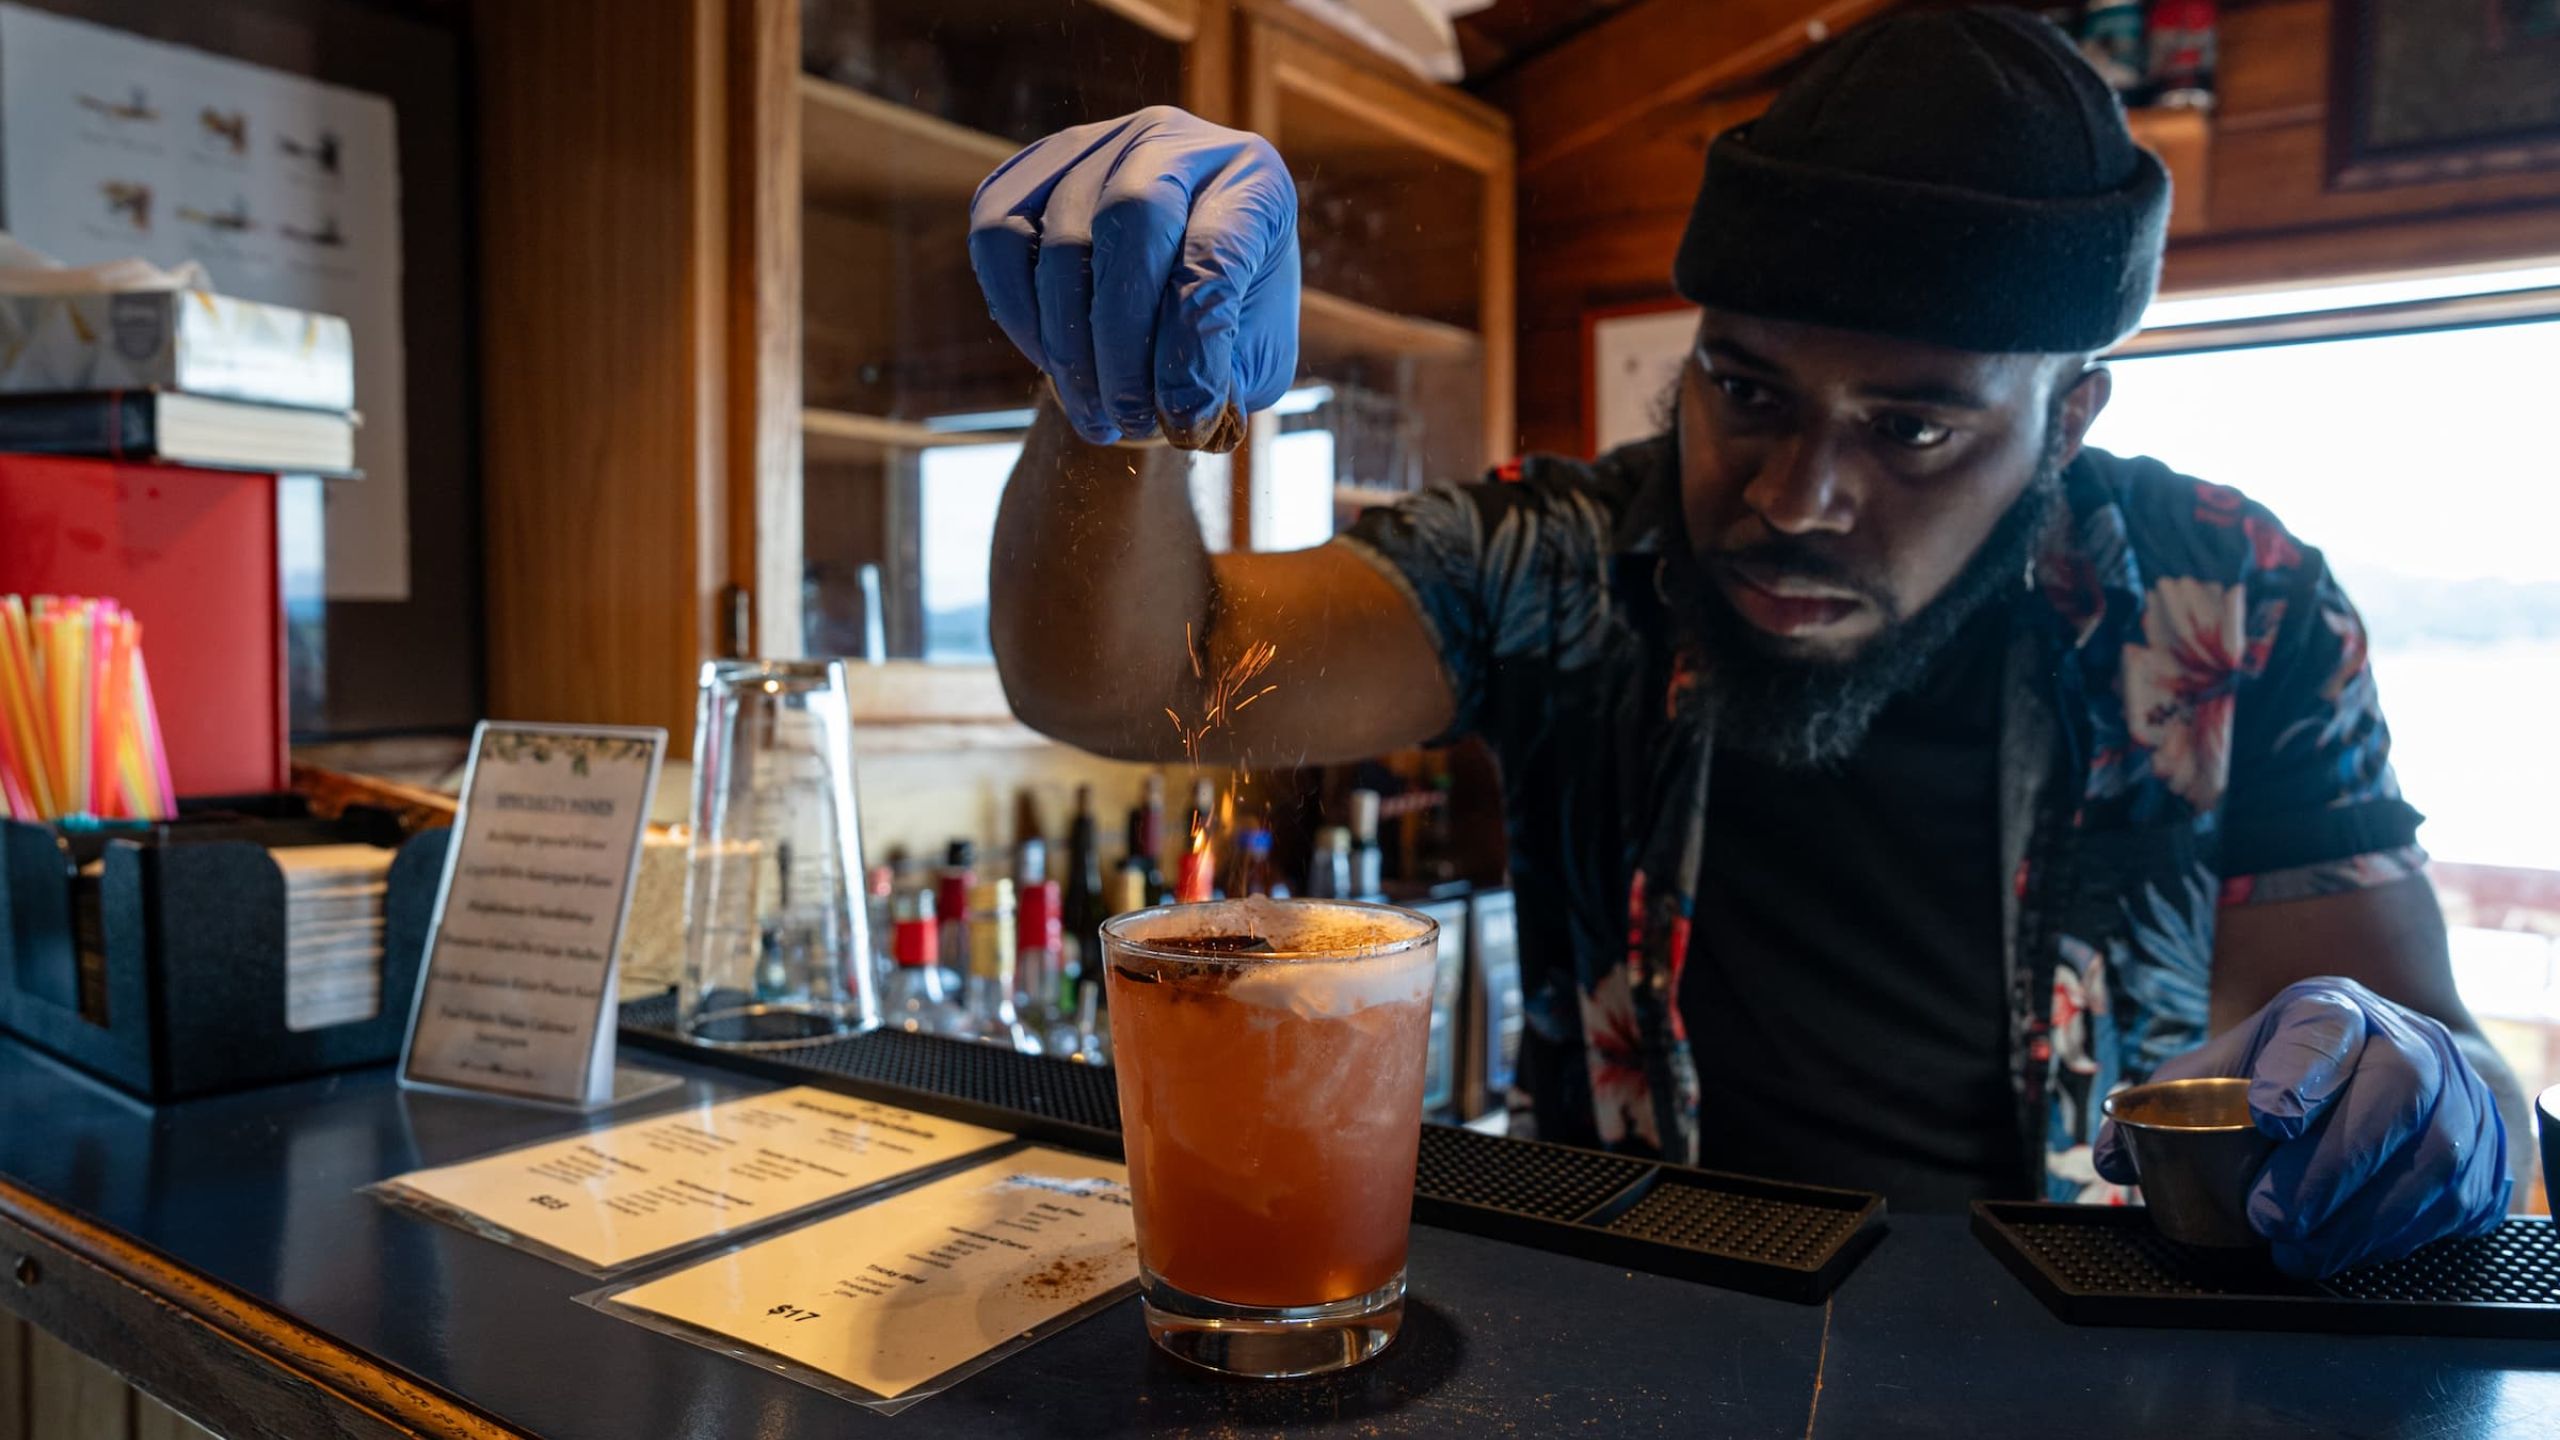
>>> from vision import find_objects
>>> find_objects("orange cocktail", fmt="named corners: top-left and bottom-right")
top-left (1102, 897), bottom-right (1437, 1378)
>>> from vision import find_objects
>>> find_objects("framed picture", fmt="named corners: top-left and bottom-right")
top-left (1581, 298), bottom-right (1698, 459)
top-left (2328, 0), bottom-right (2560, 189)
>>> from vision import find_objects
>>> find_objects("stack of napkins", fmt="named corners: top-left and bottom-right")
top-left (274, 844), bottom-right (395, 1032)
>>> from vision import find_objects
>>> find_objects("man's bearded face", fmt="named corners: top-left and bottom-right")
top-left (1673, 310), bottom-right (2101, 767)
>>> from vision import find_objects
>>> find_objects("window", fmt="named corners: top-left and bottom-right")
top-left (2090, 268), bottom-right (2560, 1110)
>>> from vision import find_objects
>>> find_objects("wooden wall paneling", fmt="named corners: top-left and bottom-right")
top-left (25, 1327), bottom-right (128, 1440)
top-left (1183, 0), bottom-right (1234, 123)
top-left (2217, 0), bottom-right (2327, 119)
top-left (1488, 0), bottom-right (1895, 174)
top-left (1482, 145), bottom-right (1518, 460)
top-left (2206, 122), bottom-right (2560, 239)
top-left (689, 0), bottom-right (733, 667)
top-left (1511, 88), bottom-right (1768, 455)
top-left (2128, 108), bottom-right (2211, 238)
top-left (2162, 204), bottom-right (2560, 297)
top-left (2173, 0), bottom-right (2560, 288)
top-left (1498, 0), bottom-right (2560, 452)
top-left (476, 0), bottom-right (728, 746)
top-left (733, 0), bottom-right (805, 660)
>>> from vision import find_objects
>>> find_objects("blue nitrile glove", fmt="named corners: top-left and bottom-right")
top-left (968, 105), bottom-right (1300, 451)
top-left (2093, 977), bottom-right (2510, 1279)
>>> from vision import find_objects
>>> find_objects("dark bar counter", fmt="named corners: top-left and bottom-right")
top-left (5, 1036), bottom-right (2551, 1439)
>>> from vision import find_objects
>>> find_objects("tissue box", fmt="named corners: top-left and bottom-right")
top-left (0, 289), bottom-right (353, 411)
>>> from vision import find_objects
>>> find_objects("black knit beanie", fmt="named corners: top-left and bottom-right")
top-left (1673, 5), bottom-right (2169, 354)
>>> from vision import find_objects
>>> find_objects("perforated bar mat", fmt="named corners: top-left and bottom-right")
top-left (1974, 1202), bottom-right (2560, 1338)
top-left (618, 993), bottom-right (1883, 1303)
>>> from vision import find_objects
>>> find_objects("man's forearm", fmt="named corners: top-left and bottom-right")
top-left (989, 398), bottom-right (1208, 760)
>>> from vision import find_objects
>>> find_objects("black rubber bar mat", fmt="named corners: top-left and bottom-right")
top-left (1974, 1201), bottom-right (2560, 1339)
top-left (619, 993), bottom-right (1883, 1303)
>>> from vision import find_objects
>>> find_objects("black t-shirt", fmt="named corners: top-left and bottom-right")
top-left (1681, 598), bottom-right (2025, 1211)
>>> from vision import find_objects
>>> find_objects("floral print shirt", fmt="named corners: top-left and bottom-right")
top-left (1340, 437), bottom-right (2425, 1200)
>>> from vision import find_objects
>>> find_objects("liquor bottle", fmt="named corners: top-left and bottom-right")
top-left (1070, 977), bottom-right (1111, 1066)
top-left (864, 863), bottom-right (896, 991)
top-left (1418, 769), bottom-right (1461, 885)
top-left (1306, 825), bottom-right (1353, 900)
top-left (937, 839), bottom-right (976, 1000)
top-left (2076, 0), bottom-right (2145, 94)
top-left (1140, 773), bottom-right (1169, 887)
top-left (1348, 788), bottom-right (1385, 901)
top-left (1017, 878), bottom-right (1066, 1053)
top-left (1061, 784), bottom-right (1106, 994)
top-left (883, 888), bottom-right (958, 1035)
top-left (1012, 789), bottom-right (1047, 886)
top-left (2145, 0), bottom-right (2217, 110)
top-left (1237, 825), bottom-right (1286, 898)
top-left (1108, 856), bottom-right (1152, 915)
top-left (1124, 807), bottom-right (1166, 904)
top-left (956, 879), bottom-right (1037, 1053)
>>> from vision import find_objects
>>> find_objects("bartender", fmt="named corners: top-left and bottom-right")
top-left (968, 6), bottom-right (2520, 1276)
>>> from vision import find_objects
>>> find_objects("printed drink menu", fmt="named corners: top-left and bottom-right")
top-left (382, 1086), bottom-right (1011, 1272)
top-left (400, 724), bottom-right (661, 1104)
top-left (603, 1148), bottom-right (1137, 1404)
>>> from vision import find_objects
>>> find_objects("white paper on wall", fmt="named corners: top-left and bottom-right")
top-left (0, 4), bottom-right (408, 600)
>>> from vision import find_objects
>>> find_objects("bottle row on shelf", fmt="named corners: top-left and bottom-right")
top-left (865, 775), bottom-right (1400, 1065)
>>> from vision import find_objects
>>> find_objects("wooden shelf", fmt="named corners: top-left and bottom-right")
top-left (802, 408), bottom-right (1022, 464)
top-left (800, 76), bottom-right (1017, 211)
top-left (1299, 289), bottom-right (1480, 363)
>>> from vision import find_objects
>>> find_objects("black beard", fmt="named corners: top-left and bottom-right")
top-left (1682, 435), bottom-right (2068, 771)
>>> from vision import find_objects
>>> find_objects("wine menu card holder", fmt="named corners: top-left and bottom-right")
top-left (0, 795), bottom-right (433, 1101)
top-left (616, 992), bottom-right (1885, 1303)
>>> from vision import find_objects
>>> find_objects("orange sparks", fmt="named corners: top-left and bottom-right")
top-left (1164, 622), bottom-right (1281, 763)
top-left (1164, 626), bottom-right (1279, 904)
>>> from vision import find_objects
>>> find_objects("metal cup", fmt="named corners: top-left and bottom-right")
top-left (2104, 1077), bottom-right (2278, 1248)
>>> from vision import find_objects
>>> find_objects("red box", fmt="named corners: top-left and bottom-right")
top-left (0, 455), bottom-right (286, 798)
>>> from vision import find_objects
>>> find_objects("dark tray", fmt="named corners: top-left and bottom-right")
top-left (1974, 1201), bottom-right (2560, 1339)
top-left (619, 993), bottom-right (1882, 1303)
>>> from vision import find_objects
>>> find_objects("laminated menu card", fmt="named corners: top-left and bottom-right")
top-left (378, 1085), bottom-right (1012, 1273)
top-left (592, 1148), bottom-right (1137, 1411)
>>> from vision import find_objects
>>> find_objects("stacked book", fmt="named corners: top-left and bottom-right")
top-left (274, 843), bottom-right (396, 1032)
top-left (0, 289), bottom-right (355, 474)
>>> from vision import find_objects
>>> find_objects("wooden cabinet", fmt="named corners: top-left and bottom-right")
top-left (474, 0), bottom-right (760, 747)
top-left (477, 0), bottom-right (1512, 745)
top-left (1236, 1), bottom-right (1514, 547)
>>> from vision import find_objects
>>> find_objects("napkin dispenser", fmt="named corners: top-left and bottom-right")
top-left (0, 796), bottom-right (434, 1101)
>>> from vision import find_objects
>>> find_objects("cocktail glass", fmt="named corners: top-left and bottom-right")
top-left (1101, 896), bottom-right (1438, 1378)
